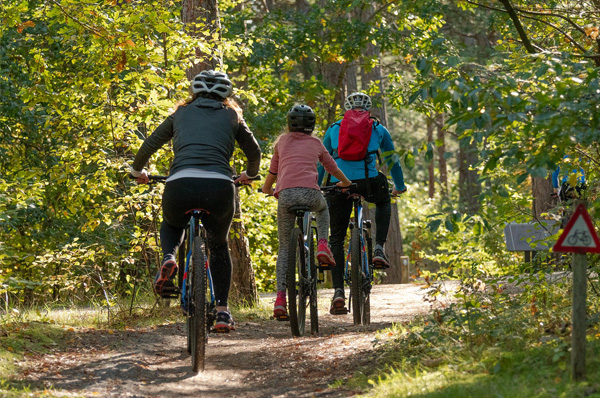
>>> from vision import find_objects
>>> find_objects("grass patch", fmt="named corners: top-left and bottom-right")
top-left (0, 291), bottom-right (275, 396)
top-left (0, 319), bottom-right (77, 398)
top-left (344, 274), bottom-right (600, 398)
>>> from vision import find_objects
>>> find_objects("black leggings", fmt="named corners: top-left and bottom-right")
top-left (327, 172), bottom-right (391, 290)
top-left (161, 177), bottom-right (235, 307)
top-left (559, 182), bottom-right (586, 202)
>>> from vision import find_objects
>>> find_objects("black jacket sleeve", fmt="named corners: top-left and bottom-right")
top-left (235, 118), bottom-right (261, 178)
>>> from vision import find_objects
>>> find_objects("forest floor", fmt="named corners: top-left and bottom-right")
top-left (15, 282), bottom-right (457, 398)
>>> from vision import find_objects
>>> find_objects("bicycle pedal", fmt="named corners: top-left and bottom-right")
top-left (159, 288), bottom-right (180, 299)
top-left (330, 307), bottom-right (348, 315)
top-left (318, 264), bottom-right (334, 271)
top-left (372, 262), bottom-right (389, 270)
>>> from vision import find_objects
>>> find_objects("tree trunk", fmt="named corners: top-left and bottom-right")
top-left (427, 117), bottom-right (435, 199)
top-left (181, 0), bottom-right (222, 79)
top-left (458, 139), bottom-right (481, 214)
top-left (435, 113), bottom-right (448, 197)
top-left (317, 0), bottom-right (346, 126)
top-left (321, 62), bottom-right (346, 126)
top-left (532, 176), bottom-right (554, 218)
top-left (229, 188), bottom-right (259, 305)
top-left (182, 0), bottom-right (258, 304)
top-left (344, 61), bottom-right (358, 97)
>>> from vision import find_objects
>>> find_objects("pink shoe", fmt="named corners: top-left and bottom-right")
top-left (273, 291), bottom-right (288, 320)
top-left (316, 239), bottom-right (336, 266)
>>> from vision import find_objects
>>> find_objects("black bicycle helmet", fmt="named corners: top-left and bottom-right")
top-left (287, 104), bottom-right (316, 133)
top-left (191, 70), bottom-right (233, 99)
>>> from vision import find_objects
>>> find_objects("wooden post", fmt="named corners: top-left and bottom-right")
top-left (400, 256), bottom-right (409, 284)
top-left (571, 252), bottom-right (587, 381)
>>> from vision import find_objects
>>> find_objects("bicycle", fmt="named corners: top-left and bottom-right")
top-left (322, 185), bottom-right (373, 326)
top-left (143, 174), bottom-right (256, 373)
top-left (259, 190), bottom-right (322, 337)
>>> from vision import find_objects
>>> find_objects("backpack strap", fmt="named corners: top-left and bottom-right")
top-left (362, 119), bottom-right (381, 197)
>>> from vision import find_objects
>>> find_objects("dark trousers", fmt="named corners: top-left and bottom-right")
top-left (327, 172), bottom-right (391, 290)
top-left (560, 182), bottom-right (586, 202)
top-left (161, 178), bottom-right (235, 307)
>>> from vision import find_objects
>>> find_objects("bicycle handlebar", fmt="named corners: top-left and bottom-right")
top-left (321, 184), bottom-right (404, 198)
top-left (132, 174), bottom-right (260, 187)
top-left (321, 184), bottom-right (357, 194)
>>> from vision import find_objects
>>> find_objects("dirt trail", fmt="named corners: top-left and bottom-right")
top-left (21, 283), bottom-right (454, 398)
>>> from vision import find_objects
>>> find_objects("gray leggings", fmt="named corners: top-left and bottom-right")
top-left (276, 188), bottom-right (329, 292)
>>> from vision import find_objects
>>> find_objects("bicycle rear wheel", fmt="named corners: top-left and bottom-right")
top-left (362, 289), bottom-right (371, 326)
top-left (308, 224), bottom-right (319, 335)
top-left (287, 227), bottom-right (307, 337)
top-left (189, 234), bottom-right (207, 373)
top-left (350, 228), bottom-right (364, 326)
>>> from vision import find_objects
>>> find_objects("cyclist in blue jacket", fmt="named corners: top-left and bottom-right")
top-left (318, 92), bottom-right (406, 314)
top-left (552, 155), bottom-right (587, 202)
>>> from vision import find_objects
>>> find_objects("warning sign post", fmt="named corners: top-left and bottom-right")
top-left (553, 203), bottom-right (600, 381)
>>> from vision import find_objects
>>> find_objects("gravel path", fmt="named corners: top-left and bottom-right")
top-left (20, 283), bottom-right (456, 398)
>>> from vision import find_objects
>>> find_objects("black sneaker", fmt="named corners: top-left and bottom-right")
top-left (154, 260), bottom-right (178, 297)
top-left (373, 247), bottom-right (390, 269)
top-left (213, 311), bottom-right (235, 333)
top-left (329, 288), bottom-right (348, 315)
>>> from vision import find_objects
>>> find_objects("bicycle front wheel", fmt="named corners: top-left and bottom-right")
top-left (190, 234), bottom-right (207, 373)
top-left (287, 227), bottom-right (307, 337)
top-left (350, 228), bottom-right (364, 326)
top-left (308, 224), bottom-right (319, 335)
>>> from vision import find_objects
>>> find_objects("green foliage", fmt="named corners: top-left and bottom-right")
top-left (348, 270), bottom-right (600, 397)
top-left (239, 156), bottom-right (279, 292)
top-left (0, 0), bottom-right (208, 305)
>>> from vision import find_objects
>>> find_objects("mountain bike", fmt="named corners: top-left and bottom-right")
top-left (259, 190), bottom-right (321, 337)
top-left (142, 175), bottom-right (213, 372)
top-left (322, 185), bottom-right (373, 326)
top-left (142, 175), bottom-right (256, 373)
top-left (286, 205), bottom-right (321, 337)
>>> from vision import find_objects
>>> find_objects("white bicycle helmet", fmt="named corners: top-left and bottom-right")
top-left (191, 70), bottom-right (233, 99)
top-left (344, 92), bottom-right (372, 111)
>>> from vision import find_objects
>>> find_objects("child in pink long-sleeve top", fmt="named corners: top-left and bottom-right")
top-left (261, 104), bottom-right (351, 320)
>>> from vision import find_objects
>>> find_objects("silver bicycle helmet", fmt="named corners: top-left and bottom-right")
top-left (344, 92), bottom-right (372, 111)
top-left (191, 70), bottom-right (233, 99)
top-left (287, 104), bottom-right (316, 133)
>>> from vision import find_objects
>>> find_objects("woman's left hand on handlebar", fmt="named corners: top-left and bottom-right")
top-left (234, 171), bottom-right (255, 185)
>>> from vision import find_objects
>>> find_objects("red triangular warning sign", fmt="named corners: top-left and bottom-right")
top-left (553, 204), bottom-right (600, 253)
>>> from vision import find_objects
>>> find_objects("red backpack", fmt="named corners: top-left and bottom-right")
top-left (337, 109), bottom-right (373, 161)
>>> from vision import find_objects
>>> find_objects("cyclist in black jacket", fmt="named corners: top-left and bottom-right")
top-left (131, 70), bottom-right (261, 332)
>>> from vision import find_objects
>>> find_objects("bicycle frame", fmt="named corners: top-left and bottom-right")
top-left (342, 193), bottom-right (373, 325)
top-left (301, 212), bottom-right (318, 284)
top-left (344, 197), bottom-right (373, 291)
top-left (181, 212), bottom-right (215, 315)
top-left (286, 206), bottom-right (319, 336)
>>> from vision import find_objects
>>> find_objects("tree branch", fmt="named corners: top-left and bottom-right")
top-left (498, 0), bottom-right (538, 54)
top-left (47, 0), bottom-right (111, 44)
top-left (512, 6), bottom-right (587, 36)
top-left (518, 14), bottom-right (588, 53)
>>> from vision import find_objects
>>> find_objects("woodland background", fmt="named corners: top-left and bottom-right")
top-left (1, 0), bottom-right (599, 310)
